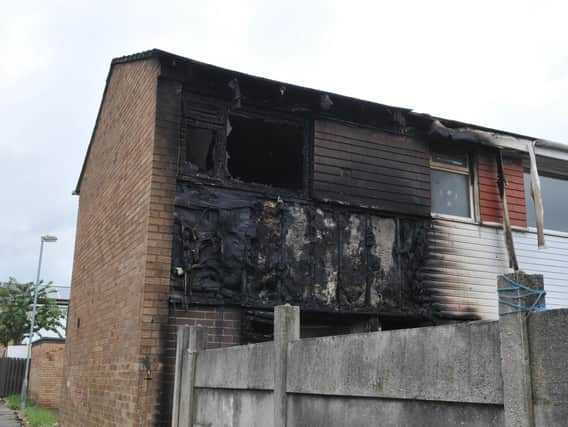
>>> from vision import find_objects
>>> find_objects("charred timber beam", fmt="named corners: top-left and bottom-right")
top-left (497, 151), bottom-right (519, 271)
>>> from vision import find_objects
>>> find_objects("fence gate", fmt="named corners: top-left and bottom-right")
top-left (0, 358), bottom-right (26, 397)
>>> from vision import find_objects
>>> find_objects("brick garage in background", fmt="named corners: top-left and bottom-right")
top-left (29, 338), bottom-right (65, 409)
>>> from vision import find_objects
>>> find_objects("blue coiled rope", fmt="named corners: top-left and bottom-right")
top-left (497, 275), bottom-right (546, 315)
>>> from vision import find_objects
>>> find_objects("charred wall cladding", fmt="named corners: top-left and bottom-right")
top-left (313, 120), bottom-right (431, 216)
top-left (170, 186), bottom-right (431, 316)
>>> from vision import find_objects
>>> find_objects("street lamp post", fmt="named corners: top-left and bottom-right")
top-left (20, 234), bottom-right (57, 411)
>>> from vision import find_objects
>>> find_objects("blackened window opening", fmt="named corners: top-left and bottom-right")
top-left (226, 115), bottom-right (304, 190)
top-left (186, 127), bottom-right (216, 172)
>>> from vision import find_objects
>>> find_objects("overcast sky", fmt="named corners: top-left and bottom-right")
top-left (1, 0), bottom-right (567, 287)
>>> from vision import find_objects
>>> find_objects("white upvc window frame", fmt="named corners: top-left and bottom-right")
top-left (523, 170), bottom-right (568, 234)
top-left (430, 149), bottom-right (477, 222)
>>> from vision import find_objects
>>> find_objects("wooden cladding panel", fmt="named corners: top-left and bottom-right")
top-left (313, 120), bottom-right (431, 216)
top-left (478, 150), bottom-right (527, 227)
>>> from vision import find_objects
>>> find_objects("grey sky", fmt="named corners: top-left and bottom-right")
top-left (1, 0), bottom-right (567, 286)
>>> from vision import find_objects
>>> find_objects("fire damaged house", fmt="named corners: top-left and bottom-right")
top-left (61, 49), bottom-right (568, 426)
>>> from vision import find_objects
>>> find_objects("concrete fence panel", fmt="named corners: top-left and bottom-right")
top-left (195, 342), bottom-right (274, 390)
top-left (528, 309), bottom-right (568, 426)
top-left (287, 320), bottom-right (503, 404)
top-left (172, 286), bottom-right (568, 427)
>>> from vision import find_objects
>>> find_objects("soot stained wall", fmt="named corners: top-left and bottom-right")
top-left (170, 184), bottom-right (431, 316)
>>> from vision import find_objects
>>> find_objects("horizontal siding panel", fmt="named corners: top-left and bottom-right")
top-left (313, 120), bottom-right (430, 216)
top-left (314, 190), bottom-right (426, 217)
top-left (314, 163), bottom-right (430, 190)
top-left (421, 219), bottom-right (509, 320)
top-left (479, 206), bottom-right (526, 217)
top-left (479, 187), bottom-right (526, 201)
top-left (314, 180), bottom-right (429, 206)
top-left (424, 259), bottom-right (506, 276)
top-left (427, 249), bottom-right (507, 264)
top-left (516, 263), bottom-right (568, 276)
top-left (430, 295), bottom-right (501, 307)
top-left (314, 146), bottom-right (430, 177)
top-left (314, 156), bottom-right (430, 184)
top-left (514, 245), bottom-right (568, 258)
top-left (516, 236), bottom-right (568, 248)
top-left (421, 268), bottom-right (507, 282)
top-left (422, 274), bottom-right (506, 289)
top-left (478, 177), bottom-right (525, 190)
top-left (428, 237), bottom-right (507, 252)
top-left (513, 230), bottom-right (568, 308)
top-left (478, 165), bottom-right (524, 179)
top-left (313, 173), bottom-right (430, 200)
top-left (479, 201), bottom-right (526, 214)
top-left (315, 132), bottom-right (428, 161)
top-left (315, 122), bottom-right (427, 153)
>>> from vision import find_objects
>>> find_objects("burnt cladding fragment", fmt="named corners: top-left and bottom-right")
top-left (338, 214), bottom-right (367, 307)
top-left (398, 218), bottom-right (431, 314)
top-left (172, 186), bottom-right (257, 301)
top-left (226, 114), bottom-right (304, 190)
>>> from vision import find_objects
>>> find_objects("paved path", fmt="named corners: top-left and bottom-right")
top-left (0, 401), bottom-right (22, 427)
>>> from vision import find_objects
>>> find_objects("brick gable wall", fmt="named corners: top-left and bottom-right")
top-left (60, 59), bottom-right (160, 427)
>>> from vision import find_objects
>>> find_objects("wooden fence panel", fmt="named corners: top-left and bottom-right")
top-left (0, 358), bottom-right (26, 397)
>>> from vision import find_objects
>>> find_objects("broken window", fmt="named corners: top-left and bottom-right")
top-left (524, 173), bottom-right (568, 232)
top-left (431, 149), bottom-right (472, 218)
top-left (185, 126), bottom-right (216, 173)
top-left (226, 114), bottom-right (304, 190)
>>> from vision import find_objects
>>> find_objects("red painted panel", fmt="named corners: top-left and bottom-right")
top-left (477, 150), bottom-right (527, 227)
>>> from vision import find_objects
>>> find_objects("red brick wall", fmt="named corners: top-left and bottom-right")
top-left (478, 150), bottom-right (527, 227)
top-left (168, 305), bottom-right (242, 350)
top-left (29, 340), bottom-right (65, 409)
top-left (60, 59), bottom-right (160, 427)
top-left (159, 305), bottom-right (241, 425)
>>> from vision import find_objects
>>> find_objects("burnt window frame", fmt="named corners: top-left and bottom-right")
top-left (182, 126), bottom-right (217, 173)
top-left (224, 109), bottom-right (309, 195)
top-left (523, 168), bottom-right (568, 235)
top-left (179, 93), bottom-right (312, 197)
top-left (430, 145), bottom-right (478, 222)
top-left (179, 94), bottom-right (227, 178)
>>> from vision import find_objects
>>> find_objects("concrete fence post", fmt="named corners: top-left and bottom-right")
top-left (172, 325), bottom-right (190, 427)
top-left (178, 325), bottom-right (208, 427)
top-left (498, 272), bottom-right (545, 427)
top-left (273, 304), bottom-right (300, 427)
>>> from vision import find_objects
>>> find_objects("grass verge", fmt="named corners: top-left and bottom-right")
top-left (4, 394), bottom-right (58, 427)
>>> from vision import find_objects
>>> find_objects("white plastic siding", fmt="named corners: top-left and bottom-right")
top-left (423, 219), bottom-right (509, 320)
top-left (513, 230), bottom-right (568, 309)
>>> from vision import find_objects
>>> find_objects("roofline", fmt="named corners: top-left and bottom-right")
top-left (73, 49), bottom-right (568, 195)
top-left (32, 337), bottom-right (66, 347)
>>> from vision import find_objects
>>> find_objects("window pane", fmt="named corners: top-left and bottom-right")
top-left (524, 173), bottom-right (568, 232)
top-left (431, 169), bottom-right (471, 217)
